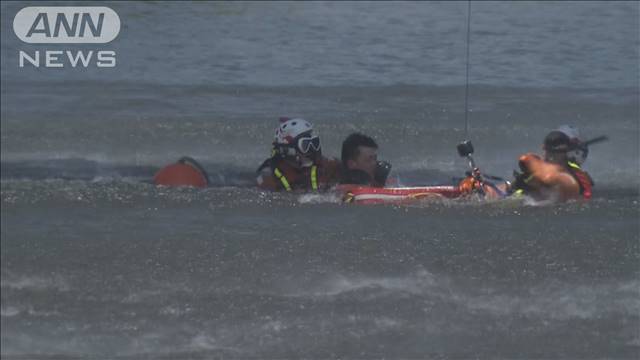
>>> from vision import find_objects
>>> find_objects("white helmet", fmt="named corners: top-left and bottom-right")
top-left (272, 117), bottom-right (321, 164)
top-left (556, 125), bottom-right (588, 165)
top-left (274, 117), bottom-right (314, 145)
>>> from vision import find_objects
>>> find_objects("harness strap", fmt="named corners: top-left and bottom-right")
top-left (273, 167), bottom-right (292, 191)
top-left (567, 161), bottom-right (580, 170)
top-left (256, 158), bottom-right (273, 173)
top-left (311, 165), bottom-right (318, 190)
top-left (272, 164), bottom-right (319, 192)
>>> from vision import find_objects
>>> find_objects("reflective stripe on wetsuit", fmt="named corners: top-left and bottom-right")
top-left (273, 167), bottom-right (292, 191)
top-left (273, 165), bottom-right (318, 192)
top-left (310, 165), bottom-right (318, 190)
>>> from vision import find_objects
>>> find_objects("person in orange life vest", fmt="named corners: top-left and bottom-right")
top-left (339, 132), bottom-right (392, 187)
top-left (512, 125), bottom-right (594, 200)
top-left (256, 117), bottom-right (341, 191)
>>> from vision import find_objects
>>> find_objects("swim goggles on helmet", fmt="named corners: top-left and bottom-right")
top-left (297, 135), bottom-right (321, 154)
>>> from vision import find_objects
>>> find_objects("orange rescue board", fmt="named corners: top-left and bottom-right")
top-left (336, 184), bottom-right (462, 204)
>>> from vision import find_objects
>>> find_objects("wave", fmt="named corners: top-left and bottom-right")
top-left (0, 305), bottom-right (61, 318)
top-left (2, 159), bottom-right (638, 203)
top-left (1, 273), bottom-right (70, 292)
top-left (0, 158), bottom-right (462, 188)
top-left (0, 158), bottom-right (256, 187)
top-left (281, 270), bottom-right (640, 320)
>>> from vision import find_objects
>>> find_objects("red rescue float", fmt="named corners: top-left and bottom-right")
top-left (337, 184), bottom-right (462, 204)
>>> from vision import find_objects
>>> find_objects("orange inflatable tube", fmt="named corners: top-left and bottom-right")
top-left (154, 159), bottom-right (208, 188)
top-left (518, 153), bottom-right (580, 201)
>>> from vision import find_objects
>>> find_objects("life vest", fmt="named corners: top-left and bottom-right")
top-left (515, 153), bottom-right (592, 201)
top-left (256, 157), bottom-right (339, 192)
top-left (272, 163), bottom-right (319, 191)
top-left (566, 161), bottom-right (593, 199)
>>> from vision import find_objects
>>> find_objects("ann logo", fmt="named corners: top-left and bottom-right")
top-left (26, 12), bottom-right (105, 39)
top-left (13, 7), bottom-right (120, 68)
top-left (14, 7), bottom-right (120, 44)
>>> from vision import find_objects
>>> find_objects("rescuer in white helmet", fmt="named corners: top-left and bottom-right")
top-left (256, 117), bottom-right (341, 192)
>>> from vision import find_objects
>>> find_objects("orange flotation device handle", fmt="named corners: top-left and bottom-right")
top-left (517, 153), bottom-right (581, 200)
top-left (457, 175), bottom-right (509, 200)
top-left (153, 156), bottom-right (209, 188)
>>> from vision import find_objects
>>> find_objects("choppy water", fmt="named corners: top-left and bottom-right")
top-left (2, 1), bottom-right (639, 359)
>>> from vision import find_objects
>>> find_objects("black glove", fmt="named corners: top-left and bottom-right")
top-left (511, 170), bottom-right (531, 194)
top-left (374, 161), bottom-right (392, 186)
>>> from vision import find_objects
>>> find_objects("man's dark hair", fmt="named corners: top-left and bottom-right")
top-left (544, 131), bottom-right (571, 153)
top-left (341, 133), bottom-right (378, 163)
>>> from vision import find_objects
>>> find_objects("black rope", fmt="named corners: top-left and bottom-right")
top-left (464, 0), bottom-right (472, 139)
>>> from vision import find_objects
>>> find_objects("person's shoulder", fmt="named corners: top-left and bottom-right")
top-left (318, 156), bottom-right (342, 174)
top-left (314, 157), bottom-right (342, 182)
top-left (318, 156), bottom-right (341, 168)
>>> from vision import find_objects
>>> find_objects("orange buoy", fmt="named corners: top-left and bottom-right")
top-left (154, 157), bottom-right (209, 188)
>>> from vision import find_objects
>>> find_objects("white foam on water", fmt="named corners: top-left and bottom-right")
top-left (627, 335), bottom-right (640, 347)
top-left (1, 306), bottom-right (21, 317)
top-left (297, 192), bottom-right (343, 204)
top-left (1, 275), bottom-right (70, 292)
top-left (282, 269), bottom-right (639, 322)
top-left (285, 268), bottom-right (449, 298)
top-left (373, 316), bottom-right (404, 330)
top-left (189, 333), bottom-right (220, 351)
top-left (0, 306), bottom-right (60, 317)
top-left (463, 279), bottom-right (640, 320)
top-left (187, 333), bottom-right (242, 354)
top-left (220, 227), bottom-right (261, 236)
top-left (122, 282), bottom-right (193, 304)
top-left (159, 305), bottom-right (194, 317)
top-left (261, 320), bottom-right (286, 333)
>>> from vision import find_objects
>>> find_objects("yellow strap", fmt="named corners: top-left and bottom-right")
top-left (273, 168), bottom-right (291, 191)
top-left (567, 161), bottom-right (581, 170)
top-left (311, 165), bottom-right (318, 190)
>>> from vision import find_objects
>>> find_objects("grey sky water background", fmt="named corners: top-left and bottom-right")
top-left (2, 1), bottom-right (638, 88)
top-left (1, 2), bottom-right (638, 186)
top-left (2, 2), bottom-right (639, 359)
